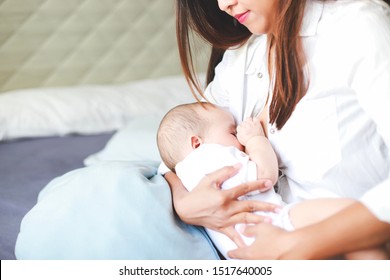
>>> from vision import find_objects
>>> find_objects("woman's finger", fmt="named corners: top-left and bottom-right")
top-left (227, 210), bottom-right (273, 226)
top-left (225, 179), bottom-right (274, 200)
top-left (221, 226), bottom-right (246, 248)
top-left (228, 246), bottom-right (252, 260)
top-left (201, 164), bottom-right (242, 190)
top-left (228, 224), bottom-right (289, 260)
top-left (227, 225), bottom-right (261, 260)
top-left (240, 224), bottom-right (258, 237)
top-left (227, 225), bottom-right (259, 259)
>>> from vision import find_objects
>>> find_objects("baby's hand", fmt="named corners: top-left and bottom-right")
top-left (237, 117), bottom-right (265, 146)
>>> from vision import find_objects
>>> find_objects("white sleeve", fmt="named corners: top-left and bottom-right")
top-left (354, 6), bottom-right (390, 223)
top-left (353, 6), bottom-right (390, 151)
top-left (157, 162), bottom-right (171, 175)
top-left (360, 181), bottom-right (390, 223)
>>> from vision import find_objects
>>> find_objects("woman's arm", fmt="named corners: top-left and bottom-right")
top-left (228, 201), bottom-right (390, 259)
top-left (164, 166), bottom-right (281, 247)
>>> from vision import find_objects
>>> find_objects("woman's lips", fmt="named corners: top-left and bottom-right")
top-left (234, 11), bottom-right (249, 24)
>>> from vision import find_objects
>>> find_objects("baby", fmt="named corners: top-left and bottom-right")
top-left (157, 102), bottom-right (388, 260)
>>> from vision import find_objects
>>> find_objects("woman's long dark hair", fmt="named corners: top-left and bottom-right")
top-left (268, 0), bottom-right (307, 129)
top-left (176, 0), bottom-right (251, 100)
top-left (175, 0), bottom-right (390, 129)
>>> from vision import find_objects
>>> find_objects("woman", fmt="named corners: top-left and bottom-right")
top-left (165, 0), bottom-right (390, 259)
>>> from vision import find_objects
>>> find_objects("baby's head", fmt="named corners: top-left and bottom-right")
top-left (157, 102), bottom-right (243, 171)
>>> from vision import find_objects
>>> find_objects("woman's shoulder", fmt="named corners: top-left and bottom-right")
top-left (323, 0), bottom-right (389, 28)
top-left (321, 0), bottom-right (390, 46)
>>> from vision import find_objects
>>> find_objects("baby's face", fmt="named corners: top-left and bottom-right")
top-left (203, 106), bottom-right (244, 151)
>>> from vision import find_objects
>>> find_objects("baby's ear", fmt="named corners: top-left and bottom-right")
top-left (190, 135), bottom-right (202, 149)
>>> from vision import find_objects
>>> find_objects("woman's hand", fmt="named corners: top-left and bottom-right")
top-left (165, 164), bottom-right (281, 247)
top-left (228, 202), bottom-right (390, 259)
top-left (228, 223), bottom-right (298, 259)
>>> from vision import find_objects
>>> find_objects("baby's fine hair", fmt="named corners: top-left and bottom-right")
top-left (157, 102), bottom-right (212, 171)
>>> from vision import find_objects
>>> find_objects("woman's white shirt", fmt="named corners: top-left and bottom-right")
top-left (204, 0), bottom-right (390, 223)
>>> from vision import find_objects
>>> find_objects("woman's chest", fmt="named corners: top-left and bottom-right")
top-left (267, 89), bottom-right (389, 192)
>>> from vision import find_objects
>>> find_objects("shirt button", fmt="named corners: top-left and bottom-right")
top-left (257, 72), bottom-right (263, 79)
top-left (270, 128), bottom-right (275, 134)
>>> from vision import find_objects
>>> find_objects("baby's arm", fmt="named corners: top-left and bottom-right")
top-left (237, 117), bottom-right (278, 185)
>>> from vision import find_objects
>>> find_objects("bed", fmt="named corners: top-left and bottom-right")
top-left (0, 0), bottom-right (219, 260)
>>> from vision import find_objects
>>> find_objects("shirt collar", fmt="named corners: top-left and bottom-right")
top-left (244, 1), bottom-right (324, 70)
top-left (300, 0), bottom-right (324, 37)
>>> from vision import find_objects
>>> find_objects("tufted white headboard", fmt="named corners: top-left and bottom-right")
top-left (0, 0), bottom-right (209, 93)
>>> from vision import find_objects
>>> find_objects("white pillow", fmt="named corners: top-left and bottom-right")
top-left (0, 75), bottom-right (195, 141)
top-left (84, 114), bottom-right (163, 166)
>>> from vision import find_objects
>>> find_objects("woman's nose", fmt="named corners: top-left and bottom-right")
top-left (217, 0), bottom-right (237, 12)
